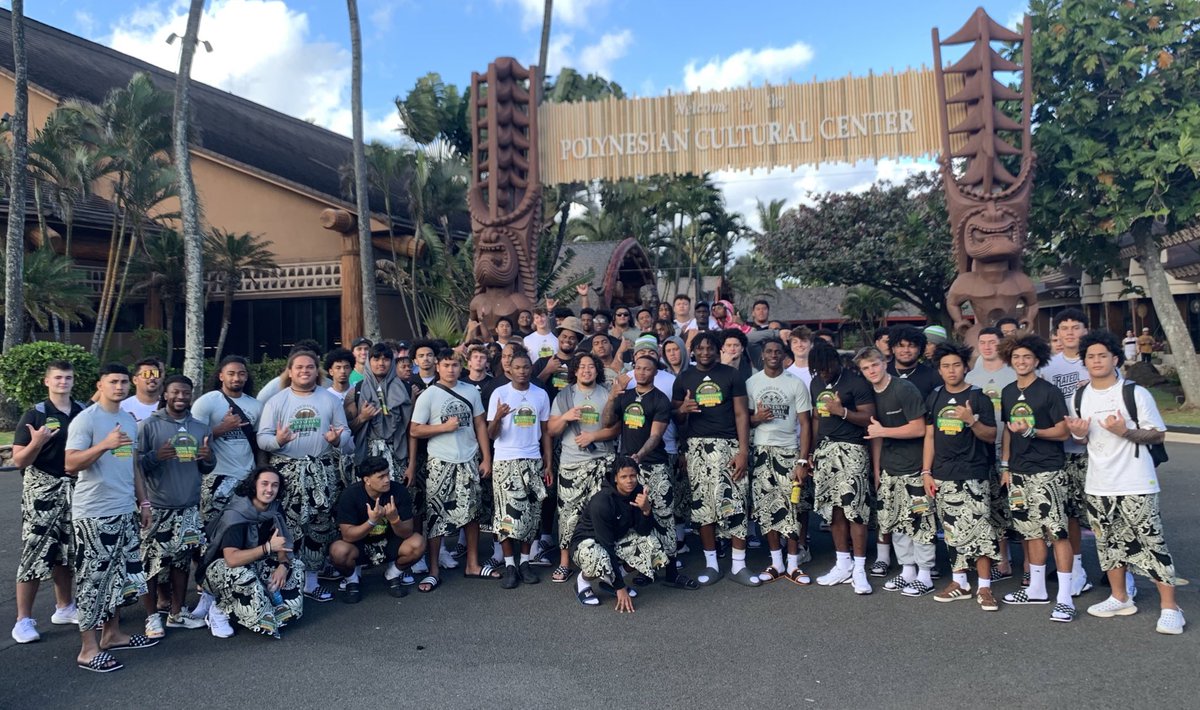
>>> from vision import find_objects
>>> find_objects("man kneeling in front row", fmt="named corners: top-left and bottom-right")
top-left (569, 457), bottom-right (667, 612)
top-left (330, 456), bottom-right (426, 602)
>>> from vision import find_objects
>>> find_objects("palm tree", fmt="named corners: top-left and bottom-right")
top-left (174, 0), bottom-right (207, 386)
top-left (538, 0), bottom-right (553, 77)
top-left (205, 228), bottom-right (278, 366)
top-left (755, 197), bottom-right (787, 236)
top-left (3, 0), bottom-right (29, 353)
top-left (28, 108), bottom-right (104, 258)
top-left (0, 247), bottom-right (95, 340)
top-left (840, 285), bottom-right (900, 344)
top-left (347, 0), bottom-right (381, 341)
top-left (128, 229), bottom-right (186, 364)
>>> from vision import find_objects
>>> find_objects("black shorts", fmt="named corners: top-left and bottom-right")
top-left (355, 534), bottom-right (404, 567)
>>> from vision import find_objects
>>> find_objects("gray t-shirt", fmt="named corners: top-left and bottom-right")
top-left (965, 361), bottom-right (1016, 449)
top-left (192, 390), bottom-right (263, 480)
top-left (411, 382), bottom-right (484, 464)
top-left (551, 383), bottom-right (616, 466)
top-left (747, 370), bottom-right (812, 448)
top-left (257, 388), bottom-right (352, 458)
top-left (67, 404), bottom-right (139, 519)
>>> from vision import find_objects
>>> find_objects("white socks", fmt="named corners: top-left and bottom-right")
top-left (704, 549), bottom-right (718, 570)
top-left (1072, 554), bottom-right (1084, 576)
top-left (384, 562), bottom-right (402, 581)
top-left (731, 548), bottom-right (747, 575)
top-left (770, 549), bottom-right (785, 570)
top-left (346, 566), bottom-right (361, 584)
top-left (1056, 572), bottom-right (1074, 606)
top-left (504, 555), bottom-right (516, 568)
top-left (952, 571), bottom-right (969, 591)
top-left (876, 544), bottom-right (892, 566)
top-left (836, 551), bottom-right (852, 570)
top-left (786, 553), bottom-right (800, 574)
top-left (917, 567), bottom-right (932, 587)
top-left (852, 556), bottom-right (867, 571)
top-left (576, 572), bottom-right (590, 593)
top-left (901, 564), bottom-right (917, 583)
top-left (978, 575), bottom-right (992, 589)
top-left (1028, 564), bottom-right (1048, 598)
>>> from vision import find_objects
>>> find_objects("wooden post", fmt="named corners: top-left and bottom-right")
top-left (321, 208), bottom-right (364, 346)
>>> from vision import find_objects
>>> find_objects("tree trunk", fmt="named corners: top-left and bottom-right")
top-left (347, 0), bottom-right (381, 341)
top-left (92, 211), bottom-right (126, 355)
top-left (1133, 226), bottom-right (1200, 408)
top-left (164, 296), bottom-right (176, 368)
top-left (63, 219), bottom-right (73, 343)
top-left (212, 287), bottom-right (234, 368)
top-left (101, 228), bottom-right (142, 360)
top-left (538, 0), bottom-right (553, 81)
top-left (176, 0), bottom-right (207, 387)
top-left (3, 0), bottom-right (28, 353)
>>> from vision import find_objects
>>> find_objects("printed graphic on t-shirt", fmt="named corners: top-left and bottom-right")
top-left (367, 519), bottom-right (388, 536)
top-left (1009, 401), bottom-right (1035, 428)
top-left (1048, 370), bottom-right (1083, 397)
top-left (551, 367), bottom-right (568, 390)
top-left (112, 442), bottom-right (133, 458)
top-left (623, 402), bottom-right (646, 429)
top-left (45, 416), bottom-right (63, 432)
top-left (758, 389), bottom-right (790, 420)
top-left (936, 405), bottom-right (965, 435)
top-left (696, 378), bottom-right (724, 407)
top-left (539, 345), bottom-right (554, 359)
top-left (579, 402), bottom-right (600, 425)
top-left (441, 399), bottom-right (473, 429)
top-left (984, 384), bottom-right (1002, 410)
top-left (815, 389), bottom-right (837, 417)
top-left (289, 405), bottom-right (321, 435)
top-left (172, 430), bottom-right (199, 462)
top-left (513, 403), bottom-right (537, 427)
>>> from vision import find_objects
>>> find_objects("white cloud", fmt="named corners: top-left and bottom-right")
top-left (683, 41), bottom-right (816, 92)
top-left (544, 31), bottom-right (575, 76)
top-left (509, 0), bottom-right (607, 31)
top-left (74, 10), bottom-right (97, 35)
top-left (577, 29), bottom-right (632, 78)
top-left (107, 0), bottom-right (401, 143)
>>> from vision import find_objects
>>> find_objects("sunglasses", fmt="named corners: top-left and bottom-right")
top-left (137, 370), bottom-right (162, 379)
top-left (616, 312), bottom-right (631, 318)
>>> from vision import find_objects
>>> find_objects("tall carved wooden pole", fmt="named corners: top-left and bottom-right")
top-left (467, 58), bottom-right (542, 336)
top-left (933, 8), bottom-right (1038, 348)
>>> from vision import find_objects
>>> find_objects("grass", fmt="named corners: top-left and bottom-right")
top-left (1149, 386), bottom-right (1200, 428)
top-left (0, 431), bottom-right (11, 447)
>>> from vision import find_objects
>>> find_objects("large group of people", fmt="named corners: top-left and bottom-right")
top-left (9, 293), bottom-right (1184, 673)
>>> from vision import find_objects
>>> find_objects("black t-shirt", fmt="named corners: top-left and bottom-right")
top-left (335, 480), bottom-right (414, 543)
top-left (217, 520), bottom-right (275, 552)
top-left (1001, 378), bottom-right (1067, 474)
top-left (13, 399), bottom-right (86, 475)
top-left (672, 363), bottom-right (746, 440)
top-left (809, 371), bottom-right (872, 444)
top-left (889, 361), bottom-right (943, 398)
top-left (533, 355), bottom-right (571, 403)
top-left (873, 377), bottom-right (926, 475)
top-left (615, 387), bottom-right (671, 465)
top-left (465, 373), bottom-right (493, 398)
top-left (926, 385), bottom-right (996, 480)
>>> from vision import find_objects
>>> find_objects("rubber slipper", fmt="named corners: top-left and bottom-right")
top-left (596, 581), bottom-right (637, 598)
top-left (78, 651), bottom-right (123, 673)
top-left (632, 574), bottom-right (653, 586)
top-left (697, 567), bottom-right (724, 586)
top-left (464, 564), bottom-right (502, 580)
top-left (662, 573), bottom-right (699, 590)
top-left (757, 565), bottom-right (785, 583)
top-left (577, 587), bottom-right (600, 607)
top-left (551, 566), bottom-right (573, 583)
top-left (730, 568), bottom-right (763, 587)
top-left (788, 568), bottom-right (812, 586)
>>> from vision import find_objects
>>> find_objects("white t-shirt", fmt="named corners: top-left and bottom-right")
top-left (747, 370), bottom-right (812, 447)
top-left (327, 386), bottom-right (350, 402)
top-left (1122, 337), bottom-right (1138, 361)
top-left (1041, 353), bottom-right (1089, 454)
top-left (120, 396), bottom-right (159, 422)
top-left (523, 331), bottom-right (559, 361)
top-left (1074, 382), bottom-right (1165, 495)
top-left (487, 383), bottom-right (550, 460)
top-left (785, 363), bottom-right (813, 389)
top-left (681, 317), bottom-right (719, 333)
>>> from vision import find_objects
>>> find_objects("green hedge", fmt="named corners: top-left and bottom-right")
top-left (0, 342), bottom-right (101, 410)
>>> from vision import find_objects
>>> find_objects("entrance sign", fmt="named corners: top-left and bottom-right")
top-left (538, 69), bottom-right (964, 184)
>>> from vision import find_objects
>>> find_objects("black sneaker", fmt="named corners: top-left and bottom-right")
top-left (501, 564), bottom-right (520, 589)
top-left (341, 581), bottom-right (361, 604)
top-left (518, 561), bottom-right (541, 585)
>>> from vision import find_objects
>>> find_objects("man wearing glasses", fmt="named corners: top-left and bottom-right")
top-left (612, 307), bottom-right (637, 342)
top-left (121, 358), bottom-right (165, 422)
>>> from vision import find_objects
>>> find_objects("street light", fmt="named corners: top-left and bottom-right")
top-left (166, 32), bottom-right (213, 52)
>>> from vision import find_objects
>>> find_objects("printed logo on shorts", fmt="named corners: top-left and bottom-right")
top-left (815, 390), bottom-right (837, 417)
top-left (1009, 402), bottom-right (1036, 428)
top-left (513, 404), bottom-right (537, 427)
top-left (695, 379), bottom-right (723, 407)
top-left (289, 406), bottom-right (321, 434)
top-left (623, 402), bottom-right (646, 429)
top-left (172, 430), bottom-right (199, 462)
top-left (936, 405), bottom-right (964, 435)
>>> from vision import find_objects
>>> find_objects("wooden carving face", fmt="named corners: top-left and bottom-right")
top-left (475, 226), bottom-right (519, 287)
top-left (959, 202), bottom-right (1025, 265)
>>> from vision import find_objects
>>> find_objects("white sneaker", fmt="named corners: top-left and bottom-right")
top-left (816, 564), bottom-right (853, 586)
top-left (851, 567), bottom-right (873, 595)
top-left (144, 613), bottom-right (165, 639)
top-left (166, 612), bottom-right (207, 630)
top-left (410, 557), bottom-right (429, 574)
top-left (795, 546), bottom-right (813, 566)
top-left (438, 547), bottom-right (459, 570)
top-left (207, 606), bottom-right (234, 639)
top-left (50, 602), bottom-right (78, 625)
top-left (1157, 607), bottom-right (1186, 635)
top-left (1070, 569), bottom-right (1093, 597)
top-left (189, 591), bottom-right (214, 620)
top-left (11, 618), bottom-right (40, 644)
top-left (1087, 595), bottom-right (1138, 618)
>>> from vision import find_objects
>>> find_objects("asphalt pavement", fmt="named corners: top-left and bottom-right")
top-left (1, 446), bottom-right (1198, 709)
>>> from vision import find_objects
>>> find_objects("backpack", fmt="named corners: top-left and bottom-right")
top-left (1073, 381), bottom-right (1169, 467)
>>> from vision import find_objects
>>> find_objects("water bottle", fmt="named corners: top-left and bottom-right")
top-left (270, 589), bottom-right (284, 606)
top-left (790, 480), bottom-right (802, 505)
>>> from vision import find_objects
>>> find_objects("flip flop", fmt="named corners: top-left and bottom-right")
top-left (577, 587), bottom-right (600, 607)
top-left (730, 568), bottom-right (763, 588)
top-left (697, 567), bottom-right (724, 586)
top-left (788, 569), bottom-right (812, 586)
top-left (417, 575), bottom-right (440, 593)
top-left (78, 651), bottom-right (123, 673)
top-left (464, 564), bottom-right (502, 580)
top-left (551, 566), bottom-right (573, 583)
top-left (102, 634), bottom-right (159, 651)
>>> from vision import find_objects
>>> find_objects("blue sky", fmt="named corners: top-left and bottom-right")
top-left (16, 0), bottom-right (1027, 224)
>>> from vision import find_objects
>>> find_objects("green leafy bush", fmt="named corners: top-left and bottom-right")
top-left (249, 357), bottom-right (288, 396)
top-left (0, 342), bottom-right (101, 409)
